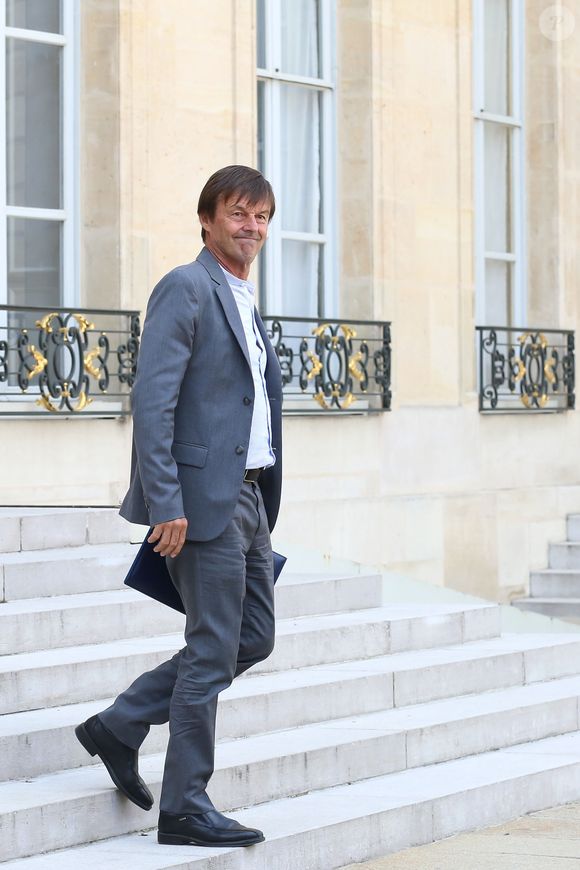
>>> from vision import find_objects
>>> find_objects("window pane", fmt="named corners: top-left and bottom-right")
top-left (6, 0), bottom-right (61, 33)
top-left (257, 79), bottom-right (265, 172)
top-left (484, 0), bottom-right (510, 115)
top-left (282, 239), bottom-right (320, 316)
top-left (7, 218), bottom-right (61, 308)
top-left (6, 37), bottom-right (62, 209)
top-left (485, 123), bottom-right (511, 253)
top-left (281, 0), bottom-right (320, 78)
top-left (280, 84), bottom-right (321, 233)
top-left (485, 259), bottom-right (512, 326)
top-left (257, 0), bottom-right (266, 68)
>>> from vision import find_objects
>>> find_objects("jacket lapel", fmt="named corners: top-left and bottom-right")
top-left (197, 247), bottom-right (251, 370)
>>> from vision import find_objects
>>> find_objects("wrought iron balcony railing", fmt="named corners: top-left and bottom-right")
top-left (263, 317), bottom-right (392, 413)
top-left (477, 326), bottom-right (575, 412)
top-left (0, 305), bottom-right (140, 416)
top-left (0, 307), bottom-right (390, 417)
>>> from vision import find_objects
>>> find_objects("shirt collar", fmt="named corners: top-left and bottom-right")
top-left (219, 264), bottom-right (255, 296)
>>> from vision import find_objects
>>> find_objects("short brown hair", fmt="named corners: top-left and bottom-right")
top-left (197, 165), bottom-right (275, 241)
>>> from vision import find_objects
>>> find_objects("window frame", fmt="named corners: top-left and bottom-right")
top-left (0, 0), bottom-right (79, 310)
top-left (257, 0), bottom-right (337, 317)
top-left (473, 0), bottom-right (526, 327)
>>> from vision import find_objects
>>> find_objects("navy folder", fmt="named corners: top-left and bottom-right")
top-left (124, 532), bottom-right (287, 614)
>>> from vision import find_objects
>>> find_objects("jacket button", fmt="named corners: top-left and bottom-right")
top-left (243, 396), bottom-right (252, 405)
top-left (235, 445), bottom-right (244, 455)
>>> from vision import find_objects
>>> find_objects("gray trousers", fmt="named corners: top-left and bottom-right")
top-left (99, 481), bottom-right (275, 814)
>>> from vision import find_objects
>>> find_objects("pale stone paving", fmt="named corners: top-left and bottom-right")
top-left (342, 800), bottom-right (580, 869)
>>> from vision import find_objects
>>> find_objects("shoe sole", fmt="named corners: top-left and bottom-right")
top-left (157, 832), bottom-right (266, 847)
top-left (74, 722), bottom-right (153, 812)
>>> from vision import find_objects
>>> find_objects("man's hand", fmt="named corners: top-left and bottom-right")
top-left (148, 517), bottom-right (188, 558)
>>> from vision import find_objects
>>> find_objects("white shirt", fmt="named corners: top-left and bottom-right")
top-left (219, 265), bottom-right (276, 470)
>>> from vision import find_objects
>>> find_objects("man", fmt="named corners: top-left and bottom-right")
top-left (75, 165), bottom-right (282, 848)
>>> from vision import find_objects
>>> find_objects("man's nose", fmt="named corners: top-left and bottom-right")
top-left (243, 213), bottom-right (259, 232)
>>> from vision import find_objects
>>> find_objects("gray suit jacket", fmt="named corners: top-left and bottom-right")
top-left (120, 247), bottom-right (283, 541)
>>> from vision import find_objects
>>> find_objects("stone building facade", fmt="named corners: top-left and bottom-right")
top-left (2, 0), bottom-right (579, 603)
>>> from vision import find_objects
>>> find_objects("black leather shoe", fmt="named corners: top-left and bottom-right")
top-left (157, 810), bottom-right (265, 847)
top-left (75, 714), bottom-right (153, 811)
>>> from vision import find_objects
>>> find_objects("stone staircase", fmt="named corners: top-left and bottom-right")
top-left (2, 509), bottom-right (580, 868)
top-left (513, 513), bottom-right (580, 624)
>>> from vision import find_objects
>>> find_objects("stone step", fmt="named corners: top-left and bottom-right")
top-left (567, 514), bottom-right (580, 542)
top-left (0, 601), bottom-right (501, 714)
top-left (0, 507), bottom-right (132, 554)
top-left (0, 589), bottom-right (184, 654)
top-left (530, 569), bottom-right (580, 599)
top-left (0, 602), bottom-right (500, 780)
top-left (0, 573), bottom-right (388, 654)
top-left (548, 541), bottom-right (580, 570)
top-left (0, 539), bottom-right (382, 614)
top-left (3, 730), bottom-right (580, 866)
top-left (0, 628), bottom-right (378, 718)
top-left (0, 542), bottom-right (139, 601)
top-left (0, 578), bottom-right (498, 655)
top-left (0, 587), bottom-right (432, 684)
top-left (4, 666), bottom-right (579, 790)
top-left (512, 597), bottom-right (580, 624)
top-left (2, 627), bottom-right (579, 728)
top-left (268, 571), bottom-right (384, 619)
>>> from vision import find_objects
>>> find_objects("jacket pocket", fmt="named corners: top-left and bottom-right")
top-left (172, 441), bottom-right (209, 468)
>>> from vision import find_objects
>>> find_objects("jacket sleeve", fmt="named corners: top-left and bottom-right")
top-left (130, 268), bottom-right (198, 525)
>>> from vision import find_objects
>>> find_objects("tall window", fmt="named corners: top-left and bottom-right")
top-left (473, 0), bottom-right (525, 326)
top-left (1, 0), bottom-right (77, 310)
top-left (257, 0), bottom-right (336, 317)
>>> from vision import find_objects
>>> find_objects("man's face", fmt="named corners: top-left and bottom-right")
top-left (200, 195), bottom-right (270, 273)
